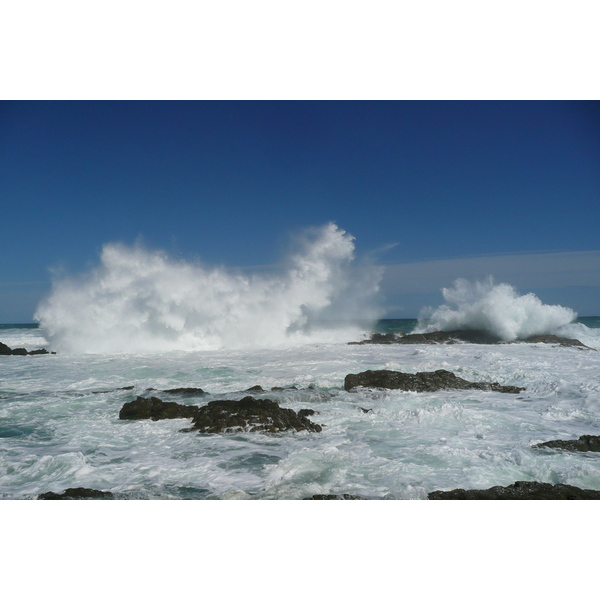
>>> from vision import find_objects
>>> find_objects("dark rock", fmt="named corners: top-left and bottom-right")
top-left (428, 480), bottom-right (600, 500)
top-left (305, 494), bottom-right (365, 500)
top-left (119, 396), bottom-right (200, 421)
top-left (0, 341), bottom-right (54, 355)
top-left (163, 387), bottom-right (206, 395)
top-left (350, 330), bottom-right (590, 348)
top-left (298, 409), bottom-right (316, 417)
top-left (533, 434), bottom-right (600, 452)
top-left (358, 407), bottom-right (373, 413)
top-left (344, 369), bottom-right (524, 394)
top-left (38, 487), bottom-right (114, 500)
top-left (246, 385), bottom-right (265, 392)
top-left (523, 335), bottom-right (591, 349)
top-left (184, 396), bottom-right (322, 434)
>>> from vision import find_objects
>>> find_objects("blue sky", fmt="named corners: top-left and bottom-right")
top-left (1, 100), bottom-right (599, 322)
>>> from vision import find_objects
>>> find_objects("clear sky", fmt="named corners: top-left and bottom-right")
top-left (1, 100), bottom-right (599, 322)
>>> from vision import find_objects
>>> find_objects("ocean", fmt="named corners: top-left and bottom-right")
top-left (2, 317), bottom-right (599, 500)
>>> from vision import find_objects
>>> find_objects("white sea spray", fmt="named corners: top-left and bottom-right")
top-left (34, 223), bottom-right (383, 353)
top-left (416, 277), bottom-right (577, 341)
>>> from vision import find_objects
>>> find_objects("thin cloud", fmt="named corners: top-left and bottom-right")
top-left (381, 250), bottom-right (600, 295)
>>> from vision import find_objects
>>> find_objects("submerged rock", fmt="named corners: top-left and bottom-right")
top-left (184, 396), bottom-right (322, 434)
top-left (522, 334), bottom-right (590, 349)
top-left (119, 396), bottom-right (200, 421)
top-left (533, 434), bottom-right (600, 452)
top-left (344, 369), bottom-right (524, 394)
top-left (428, 480), bottom-right (600, 500)
top-left (350, 330), bottom-right (590, 349)
top-left (38, 487), bottom-right (114, 500)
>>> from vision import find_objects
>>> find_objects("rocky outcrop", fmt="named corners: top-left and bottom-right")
top-left (163, 387), bottom-right (206, 395)
top-left (119, 396), bottom-right (200, 421)
top-left (0, 341), bottom-right (53, 355)
top-left (38, 487), bottom-right (114, 500)
top-left (428, 480), bottom-right (600, 499)
top-left (350, 330), bottom-right (590, 349)
top-left (184, 396), bottom-right (322, 434)
top-left (305, 494), bottom-right (365, 500)
top-left (533, 434), bottom-right (600, 452)
top-left (119, 395), bottom-right (322, 434)
top-left (297, 409), bottom-right (316, 418)
top-left (344, 369), bottom-right (524, 394)
top-left (522, 335), bottom-right (590, 349)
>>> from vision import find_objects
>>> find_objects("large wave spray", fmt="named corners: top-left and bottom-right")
top-left (416, 277), bottom-right (577, 341)
top-left (35, 223), bottom-right (383, 353)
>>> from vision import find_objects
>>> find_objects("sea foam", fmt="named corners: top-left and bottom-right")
top-left (415, 277), bottom-right (577, 341)
top-left (34, 223), bottom-right (383, 353)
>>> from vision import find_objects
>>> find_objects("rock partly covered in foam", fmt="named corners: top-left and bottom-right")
top-left (119, 395), bottom-right (322, 433)
top-left (184, 396), bottom-right (322, 434)
top-left (0, 341), bottom-right (53, 355)
top-left (428, 480), bottom-right (600, 500)
top-left (350, 330), bottom-right (591, 349)
top-left (532, 434), bottom-right (600, 452)
top-left (38, 487), bottom-right (114, 500)
top-left (344, 369), bottom-right (524, 394)
top-left (305, 494), bottom-right (365, 500)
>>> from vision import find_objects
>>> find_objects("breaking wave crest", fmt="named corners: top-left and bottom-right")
top-left (416, 277), bottom-right (577, 341)
top-left (35, 223), bottom-right (383, 353)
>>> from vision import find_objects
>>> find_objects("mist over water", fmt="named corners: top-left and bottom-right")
top-left (34, 223), bottom-right (383, 353)
top-left (416, 277), bottom-right (578, 341)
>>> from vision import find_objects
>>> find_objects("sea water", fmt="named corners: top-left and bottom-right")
top-left (1, 318), bottom-right (599, 500)
top-left (2, 224), bottom-right (599, 499)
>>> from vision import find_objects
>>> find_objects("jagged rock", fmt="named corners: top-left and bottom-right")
top-left (163, 387), bottom-right (206, 395)
top-left (298, 409), bottom-right (316, 417)
top-left (119, 396), bottom-right (200, 421)
top-left (344, 369), bottom-right (524, 394)
top-left (246, 385), bottom-right (265, 392)
top-left (350, 330), bottom-right (590, 348)
top-left (305, 494), bottom-right (365, 500)
top-left (0, 341), bottom-right (53, 355)
top-left (428, 480), bottom-right (600, 500)
top-left (533, 434), bottom-right (600, 452)
top-left (184, 396), bottom-right (322, 434)
top-left (38, 487), bottom-right (114, 500)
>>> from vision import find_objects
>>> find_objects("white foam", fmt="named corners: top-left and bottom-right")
top-left (416, 277), bottom-right (577, 341)
top-left (34, 223), bottom-right (383, 353)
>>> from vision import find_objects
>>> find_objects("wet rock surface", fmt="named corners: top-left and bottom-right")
top-left (305, 494), bottom-right (365, 500)
top-left (119, 396), bottom-right (200, 421)
top-left (344, 369), bottom-right (524, 394)
top-left (350, 330), bottom-right (590, 349)
top-left (0, 341), bottom-right (53, 355)
top-left (38, 487), bottom-right (114, 500)
top-left (533, 434), bottom-right (600, 452)
top-left (163, 387), bottom-right (206, 395)
top-left (185, 396), bottom-right (322, 434)
top-left (428, 480), bottom-right (600, 499)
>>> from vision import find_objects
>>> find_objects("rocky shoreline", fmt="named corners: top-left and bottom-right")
top-left (349, 330), bottom-right (592, 349)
